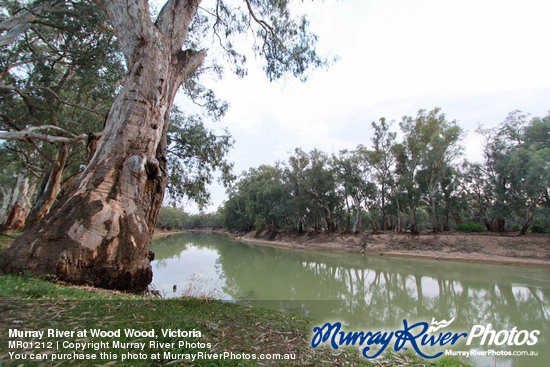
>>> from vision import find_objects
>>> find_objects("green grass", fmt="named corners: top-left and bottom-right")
top-left (0, 273), bottom-right (140, 300)
top-left (0, 232), bottom-right (18, 250)
top-left (0, 274), bottom-right (471, 366)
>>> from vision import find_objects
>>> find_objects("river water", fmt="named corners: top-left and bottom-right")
top-left (150, 233), bottom-right (550, 366)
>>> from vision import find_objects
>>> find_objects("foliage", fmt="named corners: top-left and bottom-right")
top-left (222, 108), bottom-right (549, 235)
top-left (475, 111), bottom-right (550, 234)
top-left (511, 224), bottom-right (522, 232)
top-left (0, 1), bottom-right (126, 230)
top-left (223, 150), bottom-right (343, 233)
top-left (165, 107), bottom-right (235, 209)
top-left (0, 0), bottom-right (125, 165)
top-left (456, 222), bottom-right (487, 233)
top-left (156, 207), bottom-right (188, 230)
top-left (223, 164), bottom-right (292, 232)
top-left (156, 207), bottom-right (223, 230)
top-left (398, 108), bottom-right (463, 233)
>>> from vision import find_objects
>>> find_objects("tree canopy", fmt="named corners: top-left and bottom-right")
top-left (223, 109), bottom-right (550, 235)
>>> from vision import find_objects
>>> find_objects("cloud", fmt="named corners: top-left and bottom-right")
top-left (177, 0), bottom-right (550, 212)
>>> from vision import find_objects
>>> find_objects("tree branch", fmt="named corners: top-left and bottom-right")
top-left (0, 125), bottom-right (87, 145)
top-left (0, 1), bottom-right (61, 46)
top-left (0, 84), bottom-right (104, 117)
top-left (177, 48), bottom-right (206, 81)
top-left (92, 0), bottom-right (153, 64)
top-left (156, 0), bottom-right (202, 54)
top-left (243, 0), bottom-right (275, 38)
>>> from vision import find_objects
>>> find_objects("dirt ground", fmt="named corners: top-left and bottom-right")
top-left (232, 230), bottom-right (550, 268)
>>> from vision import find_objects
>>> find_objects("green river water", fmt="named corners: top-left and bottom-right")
top-left (150, 233), bottom-right (549, 366)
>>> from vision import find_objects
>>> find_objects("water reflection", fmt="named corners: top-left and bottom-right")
top-left (151, 233), bottom-right (550, 366)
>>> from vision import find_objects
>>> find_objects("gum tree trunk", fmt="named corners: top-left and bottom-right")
top-left (1, 0), bottom-right (205, 291)
top-left (352, 200), bottom-right (362, 233)
top-left (0, 173), bottom-right (36, 232)
top-left (24, 145), bottom-right (68, 230)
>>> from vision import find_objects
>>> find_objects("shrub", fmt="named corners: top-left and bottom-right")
top-left (456, 222), bottom-right (487, 233)
top-left (511, 224), bottom-right (522, 232)
top-left (531, 224), bottom-right (547, 233)
top-left (254, 216), bottom-right (266, 231)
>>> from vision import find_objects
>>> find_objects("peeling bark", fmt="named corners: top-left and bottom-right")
top-left (1, 0), bottom-right (205, 292)
top-left (0, 173), bottom-right (36, 232)
top-left (24, 145), bottom-right (68, 230)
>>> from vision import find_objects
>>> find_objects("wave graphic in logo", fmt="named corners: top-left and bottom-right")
top-left (427, 317), bottom-right (455, 333)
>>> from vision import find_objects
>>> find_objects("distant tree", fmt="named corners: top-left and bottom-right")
top-left (480, 111), bottom-right (550, 234)
top-left (366, 118), bottom-right (397, 230)
top-left (332, 149), bottom-right (367, 232)
top-left (156, 206), bottom-right (188, 230)
top-left (285, 148), bottom-right (339, 232)
top-left (223, 164), bottom-right (290, 232)
top-left (393, 128), bottom-right (423, 233)
top-left (399, 108), bottom-right (462, 232)
top-left (439, 166), bottom-right (468, 230)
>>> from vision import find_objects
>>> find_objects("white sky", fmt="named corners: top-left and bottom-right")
top-left (173, 0), bottom-right (550, 213)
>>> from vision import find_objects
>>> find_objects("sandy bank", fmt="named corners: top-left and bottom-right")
top-left (230, 230), bottom-right (550, 268)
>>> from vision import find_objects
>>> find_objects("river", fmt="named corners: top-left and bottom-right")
top-left (150, 232), bottom-right (549, 366)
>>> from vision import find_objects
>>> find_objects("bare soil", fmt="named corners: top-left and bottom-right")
top-left (231, 230), bottom-right (550, 268)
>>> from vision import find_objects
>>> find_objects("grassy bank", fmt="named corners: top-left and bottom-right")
top-left (0, 273), bottom-right (469, 367)
top-left (0, 235), bottom-right (467, 366)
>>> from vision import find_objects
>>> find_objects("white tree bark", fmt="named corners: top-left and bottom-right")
top-left (0, 125), bottom-right (88, 144)
top-left (24, 145), bottom-right (68, 230)
top-left (0, 173), bottom-right (36, 232)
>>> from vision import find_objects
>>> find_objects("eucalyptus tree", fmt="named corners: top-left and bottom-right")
top-left (284, 148), bottom-right (310, 233)
top-left (285, 148), bottom-right (339, 232)
top-left (340, 145), bottom-right (378, 232)
top-left (1, 0), bottom-right (327, 291)
top-left (222, 164), bottom-right (289, 232)
top-left (0, 0), bottom-right (125, 230)
top-left (399, 108), bottom-right (462, 232)
top-left (480, 111), bottom-right (550, 234)
top-left (439, 165), bottom-right (469, 230)
top-left (0, 146), bottom-right (36, 231)
top-left (332, 149), bottom-right (364, 232)
top-left (393, 128), bottom-right (423, 233)
top-left (245, 164), bottom-right (290, 231)
top-left (366, 118), bottom-right (397, 230)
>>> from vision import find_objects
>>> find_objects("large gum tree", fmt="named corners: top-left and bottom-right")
top-left (1, 0), bottom-right (325, 291)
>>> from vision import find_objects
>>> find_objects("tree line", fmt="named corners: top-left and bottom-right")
top-left (222, 108), bottom-right (550, 235)
top-left (156, 207), bottom-right (222, 230)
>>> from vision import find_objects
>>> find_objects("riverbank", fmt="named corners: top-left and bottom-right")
top-left (230, 230), bottom-right (550, 268)
top-left (153, 228), bottom-right (226, 240)
top-left (0, 273), bottom-right (467, 367)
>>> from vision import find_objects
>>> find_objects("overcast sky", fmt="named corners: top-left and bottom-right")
top-left (173, 0), bottom-right (550, 213)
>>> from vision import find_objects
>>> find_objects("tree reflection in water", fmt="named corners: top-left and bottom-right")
top-left (151, 233), bottom-right (550, 366)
